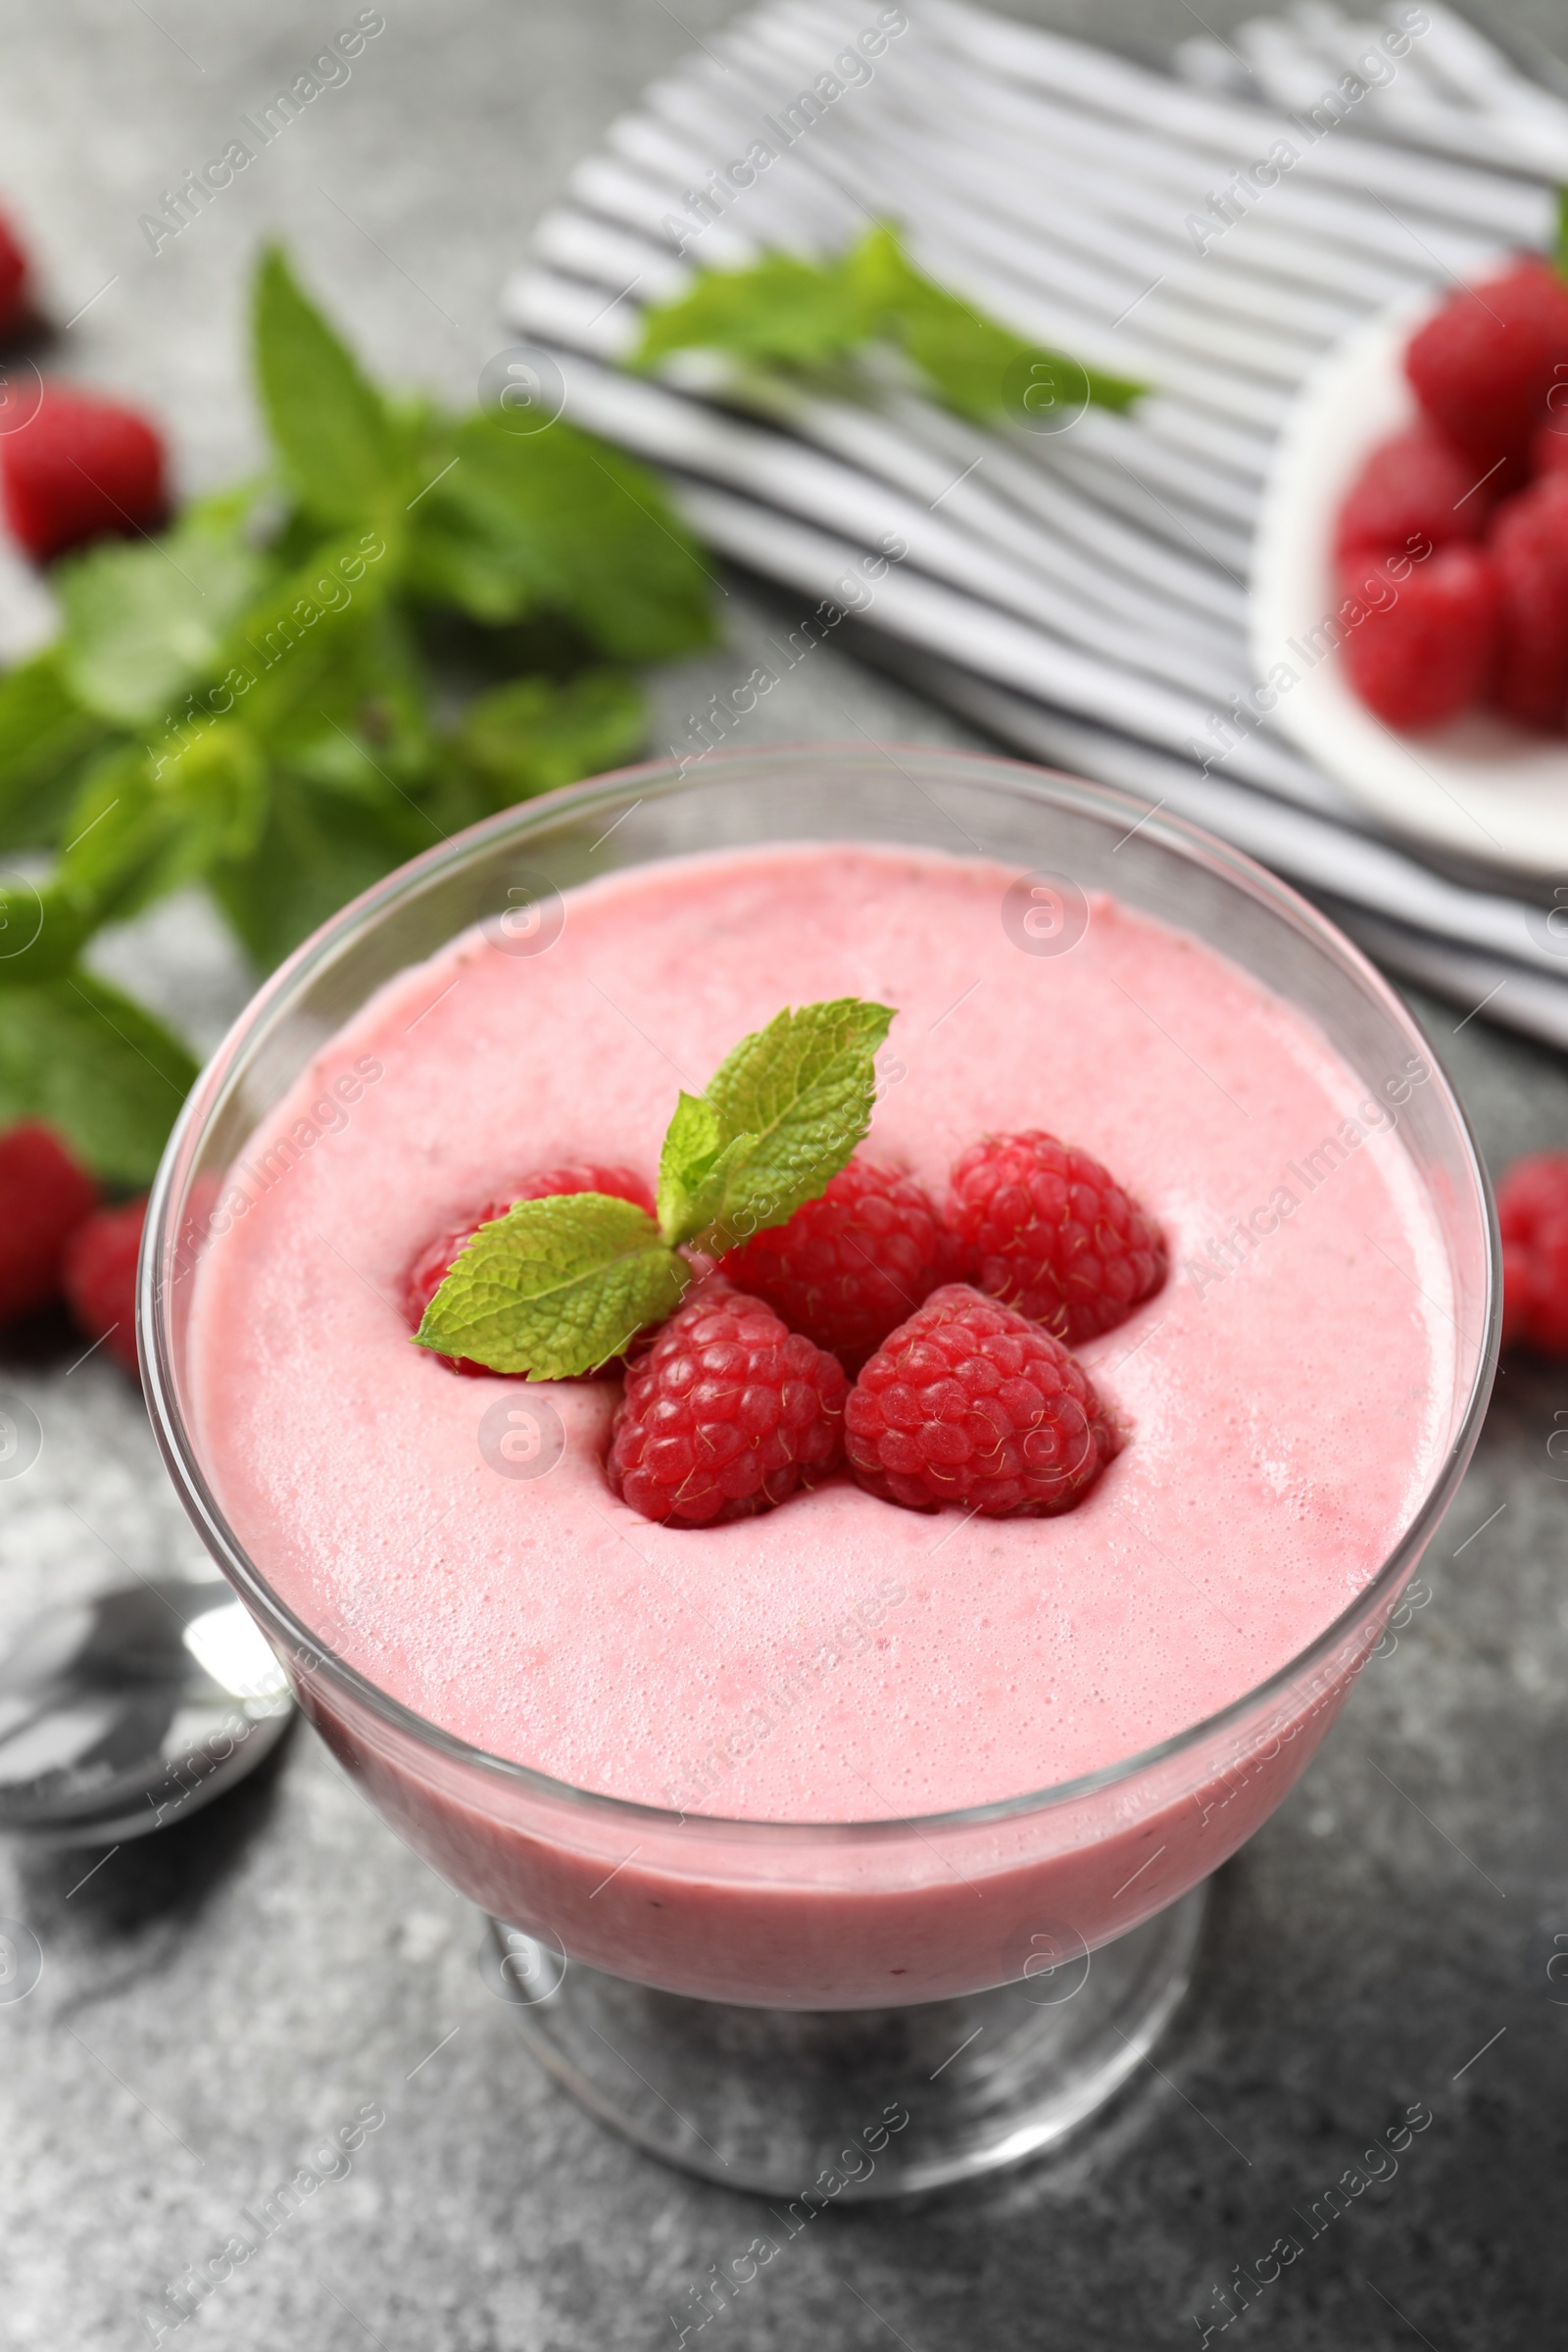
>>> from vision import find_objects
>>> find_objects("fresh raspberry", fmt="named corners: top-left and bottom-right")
top-left (0, 1123), bottom-right (99, 1323)
top-left (1497, 1152), bottom-right (1568, 1354)
top-left (0, 213), bottom-right (29, 340)
top-left (1334, 423), bottom-right (1493, 560)
top-left (62, 1196), bottom-right (146, 1376)
top-left (0, 381), bottom-right (167, 561)
top-left (845, 1284), bottom-right (1121, 1516)
top-left (406, 1163), bottom-right (655, 1375)
top-left (1486, 473), bottom-right (1568, 731)
top-left (608, 1277), bottom-right (847, 1525)
top-left (1338, 545), bottom-right (1499, 730)
top-left (1405, 258), bottom-right (1568, 473)
top-left (945, 1132), bottom-right (1165, 1346)
top-left (719, 1157), bottom-right (953, 1371)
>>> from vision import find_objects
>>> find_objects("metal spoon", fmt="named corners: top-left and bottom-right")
top-left (0, 1578), bottom-right (294, 1845)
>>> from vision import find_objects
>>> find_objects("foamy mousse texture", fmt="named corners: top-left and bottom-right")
top-left (190, 845), bottom-right (1450, 1823)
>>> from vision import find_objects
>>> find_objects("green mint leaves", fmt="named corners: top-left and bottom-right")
top-left (662, 996), bottom-right (895, 1250)
top-left (405, 413), bottom-right (716, 662)
top-left (254, 245), bottom-right (408, 529)
top-left (1556, 186), bottom-right (1568, 282)
top-left (415, 1194), bottom-right (688, 1380)
top-left (0, 973), bottom-right (197, 1185)
top-left (416, 996), bottom-right (895, 1378)
top-left (0, 243), bottom-right (716, 1183)
top-left (634, 222), bottom-right (1147, 426)
top-left (56, 518), bottom-right (267, 725)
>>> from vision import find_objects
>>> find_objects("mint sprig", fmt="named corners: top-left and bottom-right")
top-left (633, 222), bottom-right (1147, 427)
top-left (414, 1194), bottom-right (687, 1380)
top-left (0, 243), bottom-right (715, 1185)
top-left (254, 245), bottom-right (408, 530)
top-left (661, 997), bottom-right (894, 1250)
top-left (416, 995), bottom-right (895, 1378)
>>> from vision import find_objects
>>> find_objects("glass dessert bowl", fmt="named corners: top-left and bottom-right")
top-left (141, 745), bottom-right (1497, 2198)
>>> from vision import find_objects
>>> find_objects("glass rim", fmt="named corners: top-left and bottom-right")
top-left (139, 741), bottom-right (1500, 1845)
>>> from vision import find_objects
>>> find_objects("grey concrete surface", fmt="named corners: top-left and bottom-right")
top-left (1, 5), bottom-right (1567, 2348)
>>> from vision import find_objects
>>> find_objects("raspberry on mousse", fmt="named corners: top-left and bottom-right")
top-left (845, 1283), bottom-right (1122, 1517)
top-left (406, 1164), bottom-right (655, 1376)
top-left (946, 1130), bottom-right (1166, 1346)
top-left (719, 1155), bottom-right (954, 1371)
top-left (608, 1278), bottom-right (848, 1526)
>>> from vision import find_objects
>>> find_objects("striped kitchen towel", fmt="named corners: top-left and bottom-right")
top-left (501, 0), bottom-right (1568, 1048)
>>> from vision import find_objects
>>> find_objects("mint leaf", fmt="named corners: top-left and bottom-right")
top-left (449, 669), bottom-right (646, 809)
top-left (214, 527), bottom-right (397, 739)
top-left (0, 971), bottom-right (196, 1183)
top-left (635, 223), bottom-right (1146, 425)
top-left (637, 248), bottom-right (874, 370)
top-left (60, 731), bottom-right (268, 928)
top-left (406, 414), bottom-right (715, 661)
top-left (656, 1091), bottom-right (754, 1250)
top-left (0, 880), bottom-right (96, 987)
top-left (56, 524), bottom-right (269, 726)
top-left (1557, 186), bottom-right (1568, 282)
top-left (179, 476), bottom-right (270, 537)
top-left (846, 224), bottom-right (1144, 421)
top-left (660, 998), bottom-right (894, 1250)
top-left (0, 655), bottom-right (108, 856)
top-left (416, 1193), bottom-right (688, 1378)
top-left (703, 998), bottom-right (895, 1234)
top-left (254, 246), bottom-right (407, 528)
top-left (211, 766), bottom-right (430, 971)
top-left (270, 645), bottom-right (433, 796)
top-left (417, 1000), bottom-right (896, 1373)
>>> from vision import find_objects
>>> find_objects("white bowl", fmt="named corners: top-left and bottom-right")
top-left (1250, 282), bottom-right (1568, 878)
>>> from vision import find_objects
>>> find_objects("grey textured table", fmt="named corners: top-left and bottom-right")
top-left (2, 5), bottom-right (1567, 2347)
